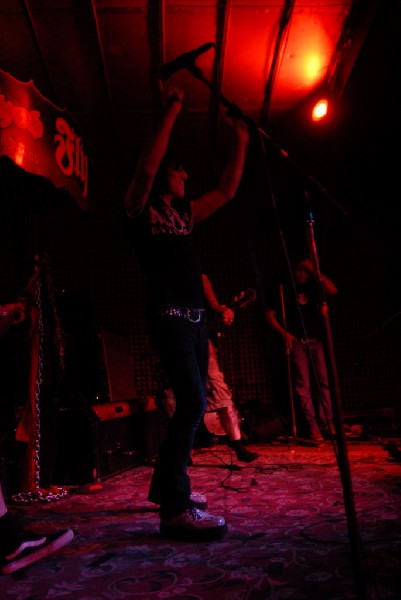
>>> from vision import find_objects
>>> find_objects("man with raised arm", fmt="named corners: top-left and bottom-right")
top-left (125, 83), bottom-right (249, 541)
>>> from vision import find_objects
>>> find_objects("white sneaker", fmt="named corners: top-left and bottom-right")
top-left (1, 529), bottom-right (74, 575)
top-left (160, 508), bottom-right (227, 541)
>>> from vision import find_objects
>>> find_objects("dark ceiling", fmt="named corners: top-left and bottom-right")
top-left (0, 1), bottom-right (400, 415)
top-left (0, 0), bottom-right (399, 212)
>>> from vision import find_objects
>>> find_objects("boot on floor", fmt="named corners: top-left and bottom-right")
top-left (229, 439), bottom-right (259, 463)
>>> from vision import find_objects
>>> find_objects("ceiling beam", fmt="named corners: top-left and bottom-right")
top-left (89, 0), bottom-right (115, 127)
top-left (209, 0), bottom-right (232, 140)
top-left (259, 0), bottom-right (296, 126)
top-left (327, 0), bottom-right (383, 97)
top-left (19, 0), bottom-right (58, 104)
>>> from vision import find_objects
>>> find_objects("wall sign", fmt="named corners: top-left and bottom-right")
top-left (0, 69), bottom-right (90, 209)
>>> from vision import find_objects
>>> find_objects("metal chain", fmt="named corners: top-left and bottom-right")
top-left (12, 270), bottom-right (67, 504)
top-left (44, 261), bottom-right (65, 372)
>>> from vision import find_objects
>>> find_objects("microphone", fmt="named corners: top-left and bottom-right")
top-left (159, 42), bottom-right (215, 81)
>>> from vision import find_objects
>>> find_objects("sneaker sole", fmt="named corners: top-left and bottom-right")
top-left (1, 529), bottom-right (74, 575)
top-left (160, 523), bottom-right (227, 542)
top-left (149, 501), bottom-right (208, 510)
top-left (148, 496), bottom-right (208, 510)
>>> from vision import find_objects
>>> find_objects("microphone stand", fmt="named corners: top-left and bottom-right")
top-left (185, 63), bottom-right (347, 216)
top-left (184, 59), bottom-right (367, 599)
top-left (306, 212), bottom-right (367, 599)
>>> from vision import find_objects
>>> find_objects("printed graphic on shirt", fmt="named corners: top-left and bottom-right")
top-left (149, 203), bottom-right (192, 236)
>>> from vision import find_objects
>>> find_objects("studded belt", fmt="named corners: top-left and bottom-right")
top-left (158, 306), bottom-right (205, 323)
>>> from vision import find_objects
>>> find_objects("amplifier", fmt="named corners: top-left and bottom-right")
top-left (55, 402), bottom-right (139, 485)
top-left (90, 401), bottom-right (139, 479)
top-left (90, 401), bottom-right (133, 422)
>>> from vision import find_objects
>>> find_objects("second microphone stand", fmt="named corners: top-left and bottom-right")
top-left (183, 59), bottom-right (367, 599)
top-left (306, 213), bottom-right (367, 599)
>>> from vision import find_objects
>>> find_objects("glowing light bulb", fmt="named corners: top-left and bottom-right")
top-left (311, 98), bottom-right (328, 122)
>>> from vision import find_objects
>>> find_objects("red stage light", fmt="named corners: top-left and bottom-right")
top-left (311, 98), bottom-right (328, 122)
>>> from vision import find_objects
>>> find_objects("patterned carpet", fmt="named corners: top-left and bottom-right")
top-left (2, 439), bottom-right (401, 599)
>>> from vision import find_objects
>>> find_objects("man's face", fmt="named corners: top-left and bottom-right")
top-left (166, 165), bottom-right (188, 199)
top-left (294, 260), bottom-right (313, 285)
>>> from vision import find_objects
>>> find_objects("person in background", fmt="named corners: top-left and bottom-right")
top-left (124, 82), bottom-right (249, 540)
top-left (202, 273), bottom-right (259, 462)
top-left (265, 257), bottom-right (337, 441)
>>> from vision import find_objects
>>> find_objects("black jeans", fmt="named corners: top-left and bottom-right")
top-left (147, 311), bottom-right (209, 519)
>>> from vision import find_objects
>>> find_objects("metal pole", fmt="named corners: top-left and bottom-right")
top-left (306, 212), bottom-right (368, 599)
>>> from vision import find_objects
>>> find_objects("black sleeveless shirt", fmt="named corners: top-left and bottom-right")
top-left (128, 196), bottom-right (205, 311)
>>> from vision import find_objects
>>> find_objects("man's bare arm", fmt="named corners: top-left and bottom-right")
top-left (192, 117), bottom-right (249, 224)
top-left (124, 87), bottom-right (183, 218)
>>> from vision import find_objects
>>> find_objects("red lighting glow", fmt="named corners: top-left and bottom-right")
top-left (271, 11), bottom-right (334, 107)
top-left (14, 142), bottom-right (26, 165)
top-left (311, 98), bottom-right (328, 121)
top-left (304, 53), bottom-right (325, 84)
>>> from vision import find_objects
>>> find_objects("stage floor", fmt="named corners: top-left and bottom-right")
top-left (3, 437), bottom-right (401, 599)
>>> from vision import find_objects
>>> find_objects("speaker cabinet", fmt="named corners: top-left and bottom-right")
top-left (90, 401), bottom-right (140, 479)
top-left (55, 401), bottom-right (140, 485)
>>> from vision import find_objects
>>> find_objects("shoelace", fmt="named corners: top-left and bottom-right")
top-left (188, 508), bottom-right (203, 520)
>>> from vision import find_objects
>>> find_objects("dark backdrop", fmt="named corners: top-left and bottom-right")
top-left (1, 3), bottom-right (400, 447)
